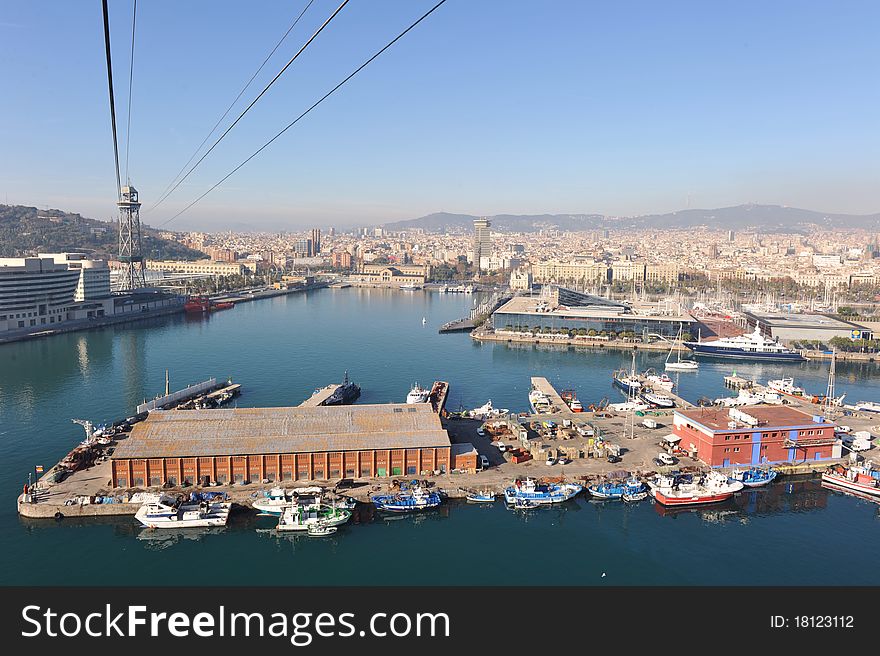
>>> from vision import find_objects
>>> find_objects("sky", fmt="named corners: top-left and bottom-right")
top-left (1, 0), bottom-right (879, 231)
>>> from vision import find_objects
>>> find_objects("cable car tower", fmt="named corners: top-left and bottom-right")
top-left (117, 184), bottom-right (146, 290)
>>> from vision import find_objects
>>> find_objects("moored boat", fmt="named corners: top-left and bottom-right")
top-left (647, 470), bottom-right (744, 506)
top-left (645, 372), bottom-right (674, 390)
top-left (731, 467), bottom-right (778, 487)
top-left (136, 496), bottom-right (231, 529)
top-left (767, 377), bottom-right (806, 398)
top-left (640, 391), bottom-right (675, 408)
top-left (307, 522), bottom-right (338, 537)
top-left (406, 383), bottom-right (430, 404)
top-left (276, 503), bottom-right (352, 532)
top-left (463, 489), bottom-right (496, 503)
top-left (528, 387), bottom-right (552, 414)
top-left (588, 475), bottom-right (647, 500)
top-left (612, 370), bottom-right (642, 395)
top-left (684, 326), bottom-right (806, 362)
top-left (622, 490), bottom-right (649, 502)
top-left (370, 480), bottom-right (442, 513)
top-left (821, 463), bottom-right (880, 499)
top-left (503, 477), bottom-right (582, 505)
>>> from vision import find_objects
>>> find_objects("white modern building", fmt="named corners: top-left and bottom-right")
top-left (0, 253), bottom-right (113, 334)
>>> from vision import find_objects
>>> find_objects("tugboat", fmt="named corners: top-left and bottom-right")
top-left (503, 477), bottom-right (582, 505)
top-left (647, 470), bottom-right (744, 506)
top-left (821, 462), bottom-right (880, 499)
top-left (323, 371), bottom-right (361, 406)
top-left (370, 480), bottom-right (442, 513)
top-left (730, 467), bottom-right (778, 488)
top-left (588, 475), bottom-right (647, 500)
top-left (184, 295), bottom-right (212, 313)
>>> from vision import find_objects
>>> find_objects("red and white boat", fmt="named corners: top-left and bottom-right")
top-left (647, 470), bottom-right (744, 506)
top-left (821, 463), bottom-right (880, 499)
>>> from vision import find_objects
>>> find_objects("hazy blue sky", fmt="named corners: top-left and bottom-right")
top-left (1, 0), bottom-right (879, 230)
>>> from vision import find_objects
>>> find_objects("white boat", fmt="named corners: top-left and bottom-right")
top-left (714, 389), bottom-right (764, 407)
top-left (276, 503), bottom-right (352, 532)
top-left (136, 497), bottom-right (231, 529)
top-left (399, 283), bottom-right (422, 291)
top-left (406, 382), bottom-right (431, 404)
top-left (646, 373), bottom-right (674, 390)
top-left (821, 463), bottom-right (880, 498)
top-left (767, 377), bottom-right (807, 398)
top-left (608, 400), bottom-right (649, 412)
top-left (422, 317), bottom-right (427, 325)
top-left (252, 487), bottom-right (294, 515)
top-left (647, 470), bottom-right (744, 506)
top-left (665, 327), bottom-right (699, 371)
top-left (469, 399), bottom-right (509, 418)
top-left (307, 522), bottom-right (338, 537)
top-left (853, 401), bottom-right (880, 414)
top-left (528, 387), bottom-right (552, 414)
top-left (640, 391), bottom-right (675, 408)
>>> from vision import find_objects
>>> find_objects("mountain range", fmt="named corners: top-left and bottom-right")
top-left (380, 204), bottom-right (880, 233)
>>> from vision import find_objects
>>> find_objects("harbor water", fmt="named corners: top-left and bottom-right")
top-left (1, 288), bottom-right (879, 585)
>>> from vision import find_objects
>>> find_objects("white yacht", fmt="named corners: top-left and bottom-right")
top-left (684, 326), bottom-right (806, 362)
top-left (136, 496), bottom-right (231, 529)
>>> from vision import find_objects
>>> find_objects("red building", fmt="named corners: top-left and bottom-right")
top-left (672, 406), bottom-right (837, 468)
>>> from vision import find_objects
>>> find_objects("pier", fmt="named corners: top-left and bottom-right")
top-left (299, 384), bottom-right (342, 407)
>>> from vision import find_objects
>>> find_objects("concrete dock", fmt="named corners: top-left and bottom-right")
top-left (299, 384), bottom-right (340, 407)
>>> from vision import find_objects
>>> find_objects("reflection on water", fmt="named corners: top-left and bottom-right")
top-left (137, 527), bottom-right (227, 551)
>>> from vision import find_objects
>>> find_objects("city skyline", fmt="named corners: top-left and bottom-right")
top-left (1, 1), bottom-right (879, 230)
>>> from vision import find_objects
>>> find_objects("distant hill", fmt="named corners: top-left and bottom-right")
top-left (380, 205), bottom-right (880, 233)
top-left (0, 204), bottom-right (204, 260)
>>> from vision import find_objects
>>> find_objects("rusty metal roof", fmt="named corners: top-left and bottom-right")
top-left (112, 403), bottom-right (450, 459)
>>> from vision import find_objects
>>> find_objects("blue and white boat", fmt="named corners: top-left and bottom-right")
top-left (612, 370), bottom-right (642, 395)
top-left (503, 478), bottom-right (582, 505)
top-left (684, 326), bottom-right (805, 362)
top-left (463, 488), bottom-right (496, 503)
top-left (588, 476), bottom-right (647, 500)
top-left (731, 467), bottom-right (778, 488)
top-left (371, 481), bottom-right (442, 513)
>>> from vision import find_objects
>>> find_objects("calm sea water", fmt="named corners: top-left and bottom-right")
top-left (1, 288), bottom-right (878, 585)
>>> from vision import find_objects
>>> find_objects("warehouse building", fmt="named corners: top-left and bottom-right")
top-left (110, 403), bottom-right (476, 488)
top-left (671, 406), bottom-right (837, 468)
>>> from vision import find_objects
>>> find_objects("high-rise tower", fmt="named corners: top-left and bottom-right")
top-left (117, 185), bottom-right (146, 290)
top-left (310, 228), bottom-right (322, 255)
top-left (473, 217), bottom-right (491, 271)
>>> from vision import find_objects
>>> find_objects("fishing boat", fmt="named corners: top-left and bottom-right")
top-left (406, 382), bottom-right (431, 404)
top-left (560, 389), bottom-right (584, 412)
top-left (766, 377), bottom-right (807, 398)
top-left (646, 372), bottom-right (674, 390)
top-left (464, 489), bottom-right (496, 503)
top-left (731, 467), bottom-right (778, 487)
top-left (647, 470), bottom-right (744, 506)
top-left (665, 327), bottom-right (699, 371)
top-left (370, 480), bottom-right (442, 513)
top-left (612, 370), bottom-right (642, 395)
top-left (528, 387), bottom-right (552, 414)
top-left (640, 391), bottom-right (675, 408)
top-left (252, 487), bottom-right (294, 515)
top-left (588, 475), bottom-right (647, 500)
top-left (684, 326), bottom-right (806, 362)
top-left (184, 296), bottom-right (211, 313)
top-left (136, 497), bottom-right (231, 529)
top-left (821, 463), bottom-right (880, 499)
top-left (503, 477), bottom-right (582, 505)
top-left (307, 523), bottom-right (338, 537)
top-left (276, 503), bottom-right (352, 532)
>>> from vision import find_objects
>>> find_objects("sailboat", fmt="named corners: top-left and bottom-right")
top-left (665, 327), bottom-right (698, 371)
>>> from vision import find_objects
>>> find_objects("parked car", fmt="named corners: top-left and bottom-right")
top-left (476, 427), bottom-right (486, 436)
top-left (656, 452), bottom-right (676, 466)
